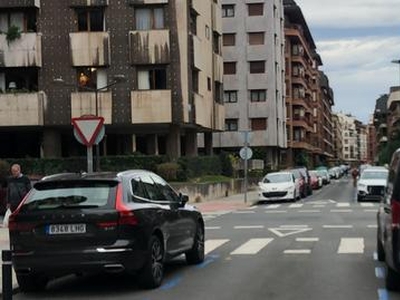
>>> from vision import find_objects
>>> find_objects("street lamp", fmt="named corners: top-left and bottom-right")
top-left (54, 74), bottom-right (126, 171)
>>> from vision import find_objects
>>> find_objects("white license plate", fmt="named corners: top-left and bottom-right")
top-left (47, 224), bottom-right (86, 235)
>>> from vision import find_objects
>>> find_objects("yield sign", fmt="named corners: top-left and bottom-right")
top-left (269, 227), bottom-right (313, 237)
top-left (71, 116), bottom-right (104, 146)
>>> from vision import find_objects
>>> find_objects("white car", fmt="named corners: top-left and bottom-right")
top-left (258, 171), bottom-right (300, 202)
top-left (357, 166), bottom-right (388, 201)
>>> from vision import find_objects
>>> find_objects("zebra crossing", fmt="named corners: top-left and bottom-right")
top-left (204, 237), bottom-right (368, 256)
top-left (202, 201), bottom-right (378, 221)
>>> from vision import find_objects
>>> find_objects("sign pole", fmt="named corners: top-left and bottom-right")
top-left (87, 146), bottom-right (93, 173)
top-left (244, 132), bottom-right (249, 204)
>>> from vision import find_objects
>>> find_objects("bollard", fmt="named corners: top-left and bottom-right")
top-left (2, 250), bottom-right (12, 300)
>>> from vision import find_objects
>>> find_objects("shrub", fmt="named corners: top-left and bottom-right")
top-left (156, 162), bottom-right (180, 181)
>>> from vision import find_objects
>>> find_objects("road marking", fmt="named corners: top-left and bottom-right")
top-left (364, 209), bottom-right (377, 212)
top-left (234, 225), bottom-right (264, 229)
top-left (230, 238), bottom-right (274, 255)
top-left (313, 205), bottom-right (325, 208)
top-left (269, 227), bottom-right (313, 237)
top-left (360, 203), bottom-right (375, 207)
top-left (336, 203), bottom-right (350, 207)
top-left (247, 206), bottom-right (258, 210)
top-left (205, 239), bottom-right (229, 255)
top-left (375, 267), bottom-right (385, 278)
top-left (284, 249), bottom-right (311, 254)
top-left (266, 204), bottom-right (281, 209)
top-left (298, 210), bottom-right (320, 213)
top-left (367, 225), bottom-right (378, 228)
top-left (378, 288), bottom-right (389, 300)
top-left (308, 199), bottom-right (336, 204)
top-left (280, 225), bottom-right (309, 228)
top-left (289, 204), bottom-right (303, 208)
top-left (330, 209), bottom-right (352, 213)
top-left (205, 226), bottom-right (221, 230)
top-left (373, 252), bottom-right (378, 260)
top-left (232, 211), bottom-right (255, 214)
top-left (323, 225), bottom-right (353, 228)
top-left (337, 238), bottom-right (364, 253)
top-left (265, 210), bottom-right (287, 213)
top-left (296, 237), bottom-right (319, 242)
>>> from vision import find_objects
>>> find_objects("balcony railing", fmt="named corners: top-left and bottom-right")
top-left (69, 32), bottom-right (110, 66)
top-left (0, 33), bottom-right (42, 67)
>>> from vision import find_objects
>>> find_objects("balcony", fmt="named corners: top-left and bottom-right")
top-left (213, 53), bottom-right (223, 83)
top-left (70, 91), bottom-right (112, 124)
top-left (292, 116), bottom-right (312, 131)
top-left (0, 33), bottom-right (42, 67)
top-left (290, 139), bottom-right (313, 151)
top-left (69, 32), bottom-right (110, 67)
top-left (129, 30), bottom-right (170, 65)
top-left (131, 90), bottom-right (172, 124)
top-left (0, 92), bottom-right (46, 126)
top-left (0, 0), bottom-right (40, 8)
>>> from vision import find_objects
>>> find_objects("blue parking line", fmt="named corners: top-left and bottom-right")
top-left (196, 254), bottom-right (220, 269)
top-left (375, 267), bottom-right (385, 278)
top-left (378, 289), bottom-right (389, 300)
top-left (160, 275), bottom-right (183, 290)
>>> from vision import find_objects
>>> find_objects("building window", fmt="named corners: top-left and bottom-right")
top-left (0, 10), bottom-right (37, 32)
top-left (192, 69), bottom-right (199, 93)
top-left (250, 90), bottom-right (266, 102)
top-left (137, 66), bottom-right (167, 90)
top-left (135, 7), bottom-right (165, 30)
top-left (224, 91), bottom-right (237, 103)
top-left (213, 31), bottom-right (221, 53)
top-left (222, 5), bottom-right (235, 17)
top-left (77, 8), bottom-right (104, 31)
top-left (214, 81), bottom-right (223, 103)
top-left (251, 118), bottom-right (267, 130)
top-left (248, 32), bottom-right (264, 45)
top-left (223, 33), bottom-right (236, 46)
top-left (225, 119), bottom-right (238, 131)
top-left (248, 3), bottom-right (263, 16)
top-left (207, 77), bottom-right (211, 91)
top-left (224, 62), bottom-right (236, 75)
top-left (77, 67), bottom-right (98, 90)
top-left (249, 61), bottom-right (265, 74)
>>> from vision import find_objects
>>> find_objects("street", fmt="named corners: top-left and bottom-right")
top-left (12, 177), bottom-right (399, 300)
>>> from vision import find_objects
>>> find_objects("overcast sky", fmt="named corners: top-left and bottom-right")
top-left (294, 0), bottom-right (400, 124)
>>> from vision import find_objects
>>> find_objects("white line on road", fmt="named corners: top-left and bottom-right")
top-left (330, 209), bottom-right (353, 213)
top-left (313, 205), bottom-right (325, 208)
top-left (367, 225), bottom-right (378, 228)
top-left (323, 225), bottom-right (353, 228)
top-left (234, 225), bottom-right (264, 229)
top-left (337, 238), bottom-right (364, 253)
top-left (232, 211), bottom-right (255, 214)
top-left (360, 203), bottom-right (375, 207)
top-left (230, 238), bottom-right (274, 255)
top-left (279, 225), bottom-right (309, 228)
top-left (296, 237), bottom-right (319, 242)
top-left (205, 239), bottom-right (229, 255)
top-left (265, 210), bottom-right (287, 213)
top-left (298, 210), bottom-right (320, 213)
top-left (364, 209), bottom-right (377, 212)
top-left (266, 204), bottom-right (281, 209)
top-left (336, 203), bottom-right (350, 207)
top-left (284, 249), bottom-right (311, 254)
top-left (289, 204), bottom-right (303, 208)
top-left (205, 226), bottom-right (221, 230)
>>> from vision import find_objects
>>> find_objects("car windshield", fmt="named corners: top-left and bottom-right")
top-left (263, 173), bottom-right (291, 183)
top-left (21, 181), bottom-right (117, 211)
top-left (360, 171), bottom-right (388, 180)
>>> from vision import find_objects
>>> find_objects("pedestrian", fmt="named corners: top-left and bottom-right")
top-left (6, 164), bottom-right (31, 212)
top-left (351, 166), bottom-right (359, 187)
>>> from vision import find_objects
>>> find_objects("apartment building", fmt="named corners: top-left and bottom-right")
top-left (212, 0), bottom-right (287, 169)
top-left (0, 0), bottom-right (224, 159)
top-left (283, 0), bottom-right (325, 168)
top-left (331, 114), bottom-right (344, 163)
top-left (356, 121), bottom-right (368, 163)
top-left (367, 117), bottom-right (377, 164)
top-left (334, 113), bottom-right (358, 163)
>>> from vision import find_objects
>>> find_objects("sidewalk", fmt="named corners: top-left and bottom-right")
top-left (0, 190), bottom-right (260, 295)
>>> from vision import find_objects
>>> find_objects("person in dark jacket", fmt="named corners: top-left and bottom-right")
top-left (7, 164), bottom-right (31, 212)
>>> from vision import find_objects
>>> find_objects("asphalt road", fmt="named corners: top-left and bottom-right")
top-left (13, 177), bottom-right (400, 300)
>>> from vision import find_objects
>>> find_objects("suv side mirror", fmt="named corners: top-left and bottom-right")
top-left (179, 193), bottom-right (189, 207)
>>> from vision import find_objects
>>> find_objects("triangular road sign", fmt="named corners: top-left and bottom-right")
top-left (72, 116), bottom-right (104, 146)
top-left (269, 227), bottom-right (312, 237)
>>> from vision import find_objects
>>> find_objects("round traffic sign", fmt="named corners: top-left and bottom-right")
top-left (239, 147), bottom-right (253, 160)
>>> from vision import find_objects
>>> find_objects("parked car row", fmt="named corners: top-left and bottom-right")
top-left (258, 166), bottom-right (336, 202)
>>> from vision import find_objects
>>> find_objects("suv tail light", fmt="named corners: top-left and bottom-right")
top-left (392, 200), bottom-right (400, 228)
top-left (115, 183), bottom-right (138, 226)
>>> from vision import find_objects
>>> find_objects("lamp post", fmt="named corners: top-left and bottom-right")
top-left (54, 74), bottom-right (125, 171)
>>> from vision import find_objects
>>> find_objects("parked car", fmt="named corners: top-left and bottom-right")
top-left (377, 149), bottom-right (400, 290)
top-left (309, 170), bottom-right (323, 189)
top-left (356, 166), bottom-right (388, 201)
top-left (9, 170), bottom-right (205, 292)
top-left (294, 167), bottom-right (313, 196)
top-left (258, 171), bottom-right (300, 202)
top-left (286, 168), bottom-right (306, 198)
top-left (316, 169), bottom-right (330, 184)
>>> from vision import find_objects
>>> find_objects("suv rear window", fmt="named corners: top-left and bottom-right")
top-left (21, 180), bottom-right (118, 211)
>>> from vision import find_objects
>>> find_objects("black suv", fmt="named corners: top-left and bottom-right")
top-left (377, 149), bottom-right (400, 290)
top-left (10, 170), bottom-right (205, 292)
